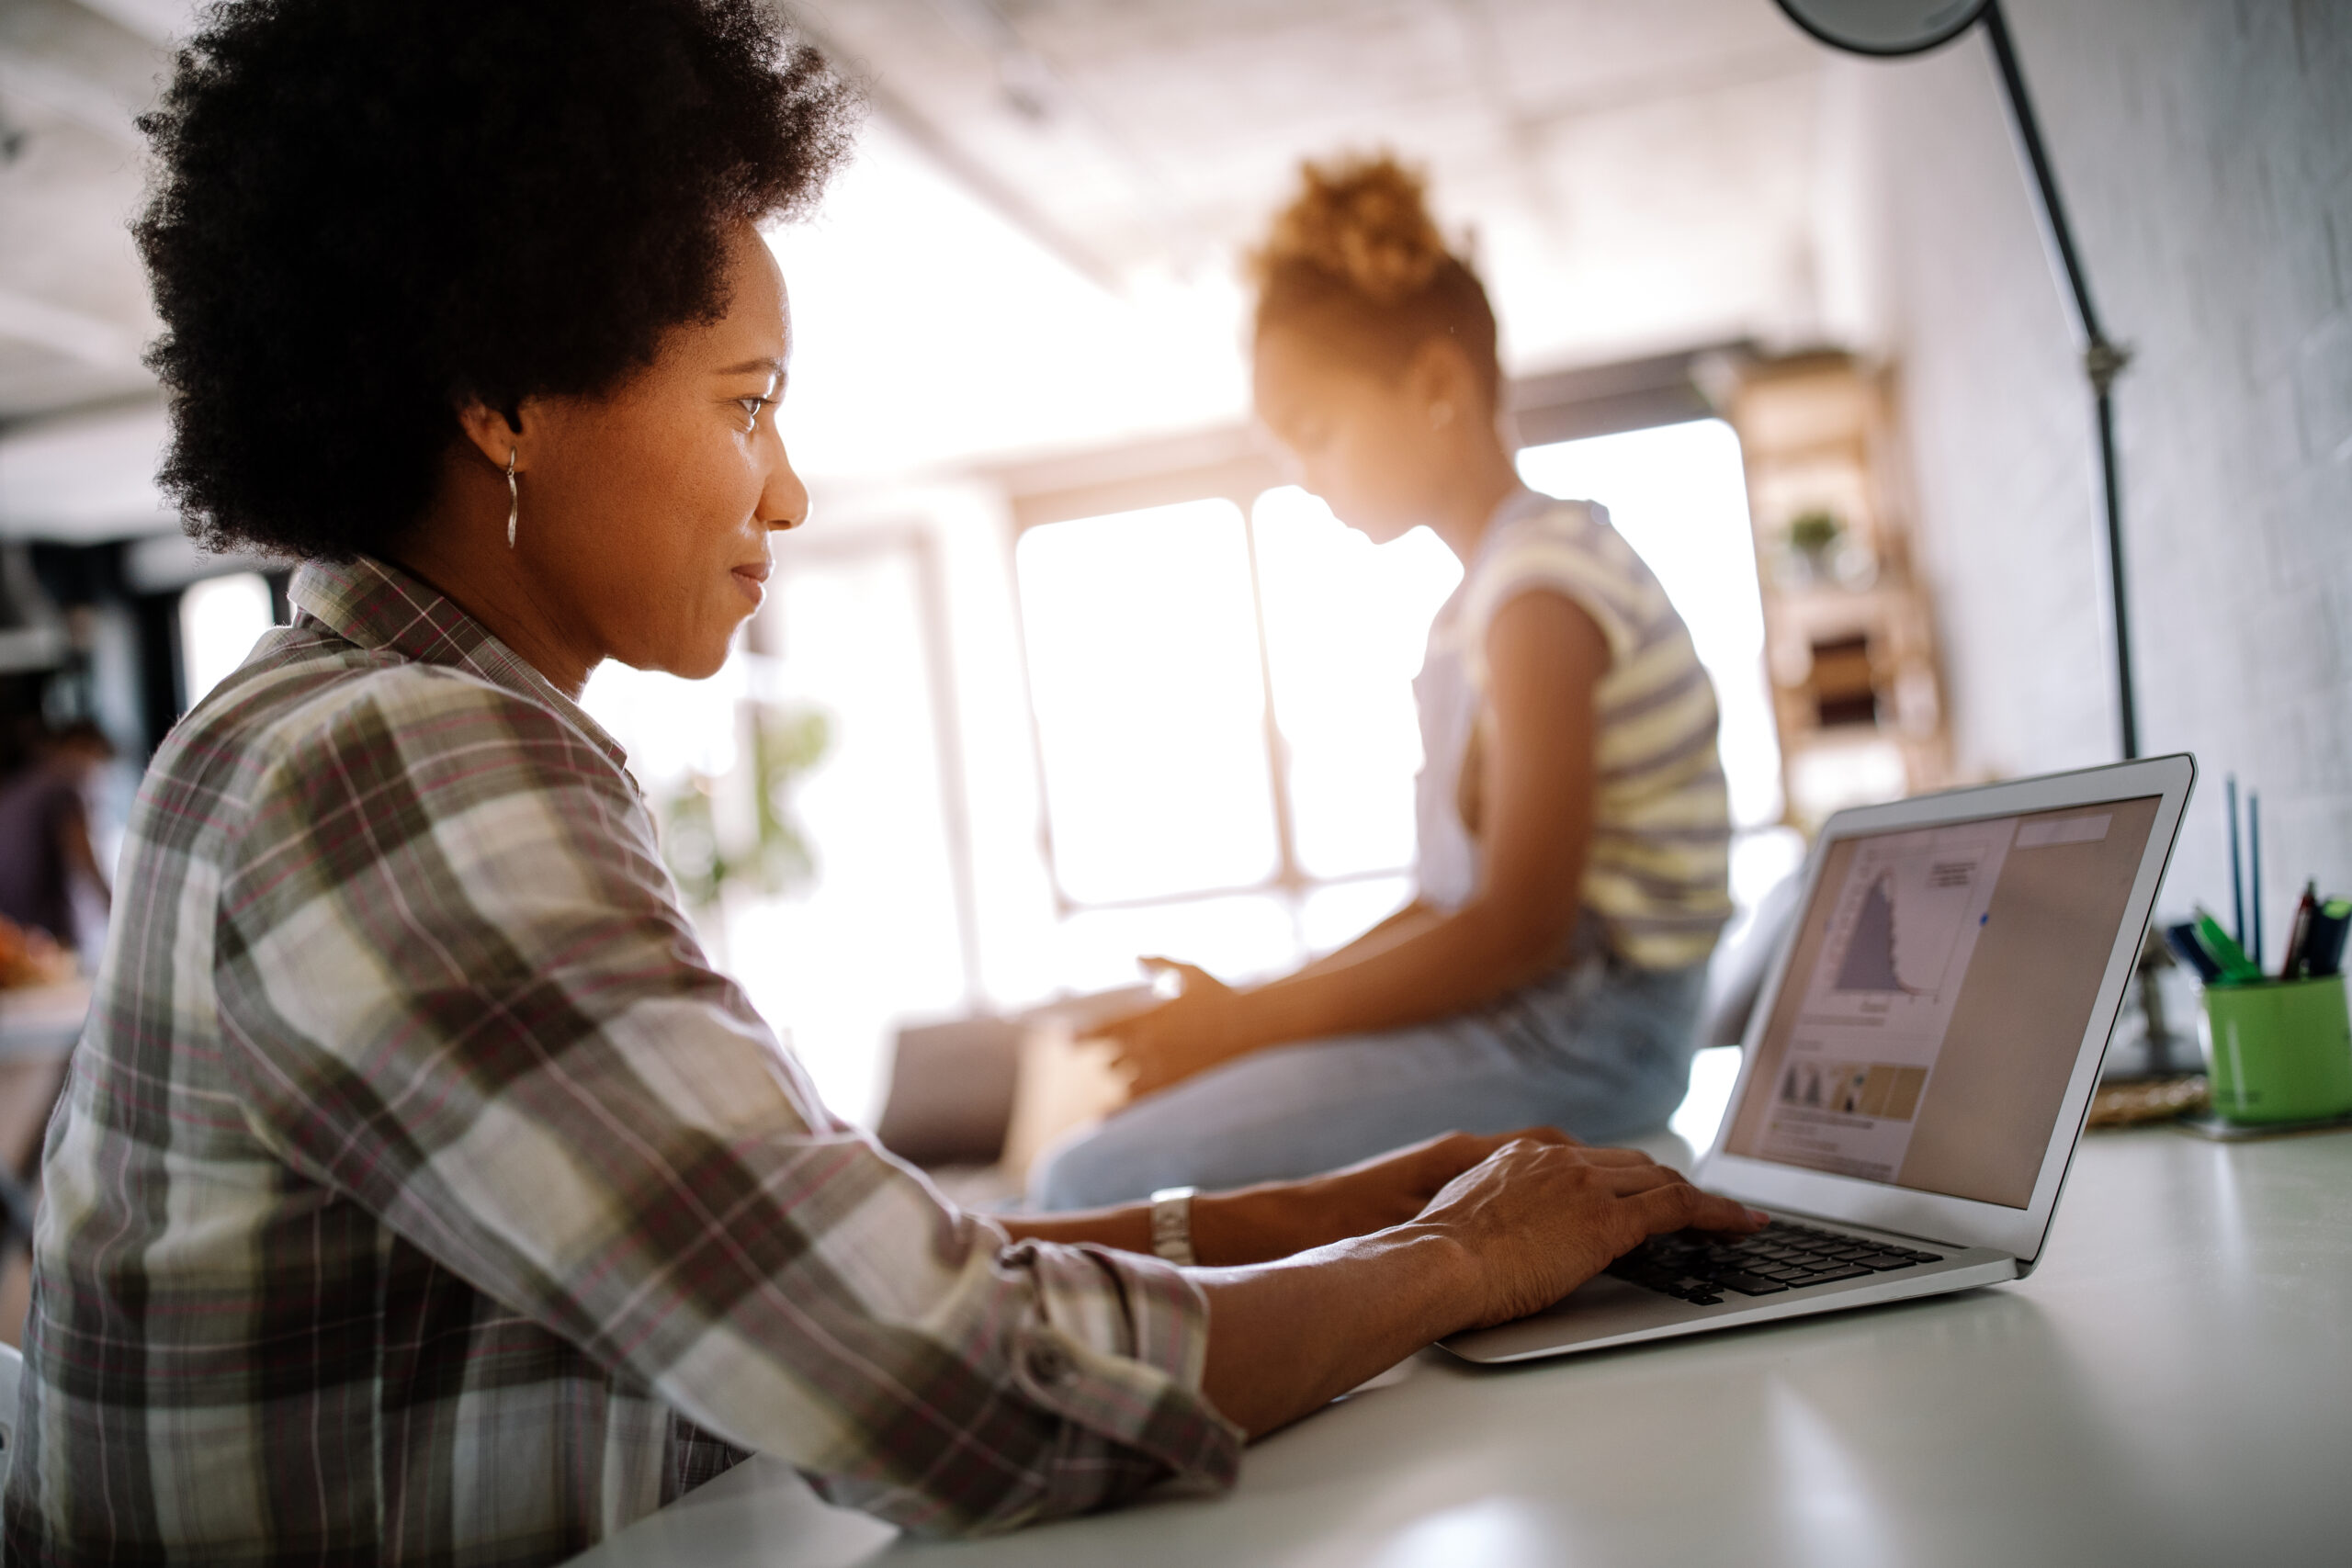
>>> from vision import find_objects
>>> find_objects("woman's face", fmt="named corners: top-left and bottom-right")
top-left (515, 221), bottom-right (808, 681)
top-left (1251, 327), bottom-right (1452, 545)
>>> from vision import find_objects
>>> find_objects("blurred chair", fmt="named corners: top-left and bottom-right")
top-left (1696, 871), bottom-right (1806, 1052)
top-left (874, 987), bottom-right (1154, 1185)
top-left (873, 1016), bottom-right (1025, 1169)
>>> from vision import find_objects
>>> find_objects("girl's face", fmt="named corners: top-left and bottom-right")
top-left (509, 221), bottom-right (808, 681)
top-left (1250, 326), bottom-right (1456, 545)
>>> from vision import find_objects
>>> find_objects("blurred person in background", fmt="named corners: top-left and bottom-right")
top-left (0, 718), bottom-right (114, 970)
top-left (4, 5), bottom-right (1759, 1562)
top-left (1035, 156), bottom-right (1733, 1210)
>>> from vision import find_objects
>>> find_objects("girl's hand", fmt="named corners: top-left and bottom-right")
top-left (1097, 957), bottom-right (1247, 1098)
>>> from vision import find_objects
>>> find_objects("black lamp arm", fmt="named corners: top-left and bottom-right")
top-left (1982, 0), bottom-right (2141, 758)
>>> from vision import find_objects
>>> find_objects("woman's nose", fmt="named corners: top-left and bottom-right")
top-left (763, 439), bottom-right (810, 532)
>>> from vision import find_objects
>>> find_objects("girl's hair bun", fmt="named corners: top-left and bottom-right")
top-left (1251, 152), bottom-right (1456, 305)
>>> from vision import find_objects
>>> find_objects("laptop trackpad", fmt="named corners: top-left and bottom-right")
top-left (1442, 1270), bottom-right (1695, 1362)
top-left (1527, 1270), bottom-right (1690, 1330)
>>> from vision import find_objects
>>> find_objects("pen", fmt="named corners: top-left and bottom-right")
top-left (2279, 881), bottom-right (2317, 979)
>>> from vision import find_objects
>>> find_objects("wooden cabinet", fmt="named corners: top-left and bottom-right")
top-left (1714, 353), bottom-right (1951, 829)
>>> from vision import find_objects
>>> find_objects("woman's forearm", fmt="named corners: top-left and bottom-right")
top-left (1190, 1141), bottom-right (1767, 1438)
top-left (997, 1179), bottom-right (1388, 1267)
top-left (1193, 1224), bottom-right (1473, 1436)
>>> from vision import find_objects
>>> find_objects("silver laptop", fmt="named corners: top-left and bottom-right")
top-left (1444, 754), bottom-right (2195, 1365)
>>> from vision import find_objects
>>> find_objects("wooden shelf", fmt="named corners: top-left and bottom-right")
top-left (1717, 353), bottom-right (1951, 830)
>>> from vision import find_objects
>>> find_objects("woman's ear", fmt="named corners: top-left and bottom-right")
top-left (455, 400), bottom-right (526, 472)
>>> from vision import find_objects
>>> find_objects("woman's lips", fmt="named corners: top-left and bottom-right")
top-left (729, 559), bottom-right (770, 606)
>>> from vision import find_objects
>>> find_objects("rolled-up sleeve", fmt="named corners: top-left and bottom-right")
top-left (210, 666), bottom-right (1242, 1534)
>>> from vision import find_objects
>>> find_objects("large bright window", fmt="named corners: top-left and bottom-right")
top-left (1015, 489), bottom-right (1462, 983)
top-left (1252, 486), bottom-right (1463, 879)
top-left (1017, 416), bottom-right (1788, 982)
top-left (1016, 500), bottom-right (1281, 907)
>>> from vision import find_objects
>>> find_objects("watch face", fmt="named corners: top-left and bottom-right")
top-left (1149, 1188), bottom-right (1197, 1264)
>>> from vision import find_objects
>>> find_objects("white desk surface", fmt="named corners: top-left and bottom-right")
top-left (570, 1126), bottom-right (2352, 1568)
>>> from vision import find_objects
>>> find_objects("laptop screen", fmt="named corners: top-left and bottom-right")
top-left (1721, 795), bottom-right (2163, 1209)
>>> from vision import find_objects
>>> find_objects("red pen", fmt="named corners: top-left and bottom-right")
top-left (2279, 880), bottom-right (2318, 979)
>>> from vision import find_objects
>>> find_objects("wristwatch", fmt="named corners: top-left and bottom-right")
top-left (1148, 1186), bottom-right (1198, 1266)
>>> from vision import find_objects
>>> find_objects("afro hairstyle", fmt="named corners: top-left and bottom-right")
top-left (135, 0), bottom-right (860, 561)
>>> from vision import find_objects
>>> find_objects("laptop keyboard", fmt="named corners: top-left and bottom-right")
top-left (1607, 1221), bottom-right (1943, 1307)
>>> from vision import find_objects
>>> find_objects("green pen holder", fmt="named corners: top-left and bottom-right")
top-left (2199, 975), bottom-right (2352, 1125)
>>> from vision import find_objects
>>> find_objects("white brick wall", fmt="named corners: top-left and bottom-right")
top-left (1852, 0), bottom-right (2351, 938)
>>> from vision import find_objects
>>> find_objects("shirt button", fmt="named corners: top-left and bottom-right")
top-left (1024, 1341), bottom-right (1074, 1386)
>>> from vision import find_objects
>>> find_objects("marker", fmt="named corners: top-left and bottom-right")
top-left (2165, 922), bottom-right (2222, 983)
top-left (2308, 898), bottom-right (2350, 980)
top-left (2192, 908), bottom-right (2265, 985)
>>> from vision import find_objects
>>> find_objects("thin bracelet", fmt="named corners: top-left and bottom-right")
top-left (1148, 1186), bottom-right (1197, 1266)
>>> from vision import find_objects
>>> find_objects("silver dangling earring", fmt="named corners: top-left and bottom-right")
top-left (504, 447), bottom-right (519, 548)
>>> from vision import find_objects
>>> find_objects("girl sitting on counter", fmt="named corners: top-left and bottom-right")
top-left (1035, 155), bottom-right (1734, 1210)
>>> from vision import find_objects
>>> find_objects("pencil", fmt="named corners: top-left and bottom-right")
top-left (2226, 775), bottom-right (2245, 949)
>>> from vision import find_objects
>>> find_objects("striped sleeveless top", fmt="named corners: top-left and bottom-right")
top-left (1414, 489), bottom-right (1732, 970)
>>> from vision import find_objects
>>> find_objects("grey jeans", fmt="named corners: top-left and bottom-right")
top-left (1028, 922), bottom-right (1706, 1211)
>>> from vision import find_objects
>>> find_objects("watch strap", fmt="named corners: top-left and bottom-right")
top-left (1148, 1185), bottom-right (1197, 1266)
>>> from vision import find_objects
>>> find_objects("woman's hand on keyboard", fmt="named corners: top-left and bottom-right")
top-left (1411, 1140), bottom-right (1768, 1330)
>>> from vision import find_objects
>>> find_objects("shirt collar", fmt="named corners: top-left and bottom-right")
top-left (1430, 486), bottom-right (1555, 642)
top-left (288, 555), bottom-right (628, 770)
top-left (1464, 485), bottom-right (1554, 570)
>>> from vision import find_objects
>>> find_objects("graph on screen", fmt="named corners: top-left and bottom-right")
top-left (1832, 859), bottom-right (1981, 998)
top-left (1801, 820), bottom-right (2014, 1039)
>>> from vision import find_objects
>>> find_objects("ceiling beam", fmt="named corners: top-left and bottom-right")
top-left (65, 0), bottom-right (184, 49)
top-left (769, 4), bottom-right (1125, 294)
top-left (0, 288), bottom-right (139, 368)
top-left (0, 47), bottom-right (143, 152)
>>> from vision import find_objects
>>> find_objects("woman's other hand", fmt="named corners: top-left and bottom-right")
top-left (1193, 1128), bottom-right (1574, 1265)
top-left (1097, 957), bottom-right (1247, 1097)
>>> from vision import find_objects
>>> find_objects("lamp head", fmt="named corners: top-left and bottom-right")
top-left (1772, 0), bottom-right (1990, 56)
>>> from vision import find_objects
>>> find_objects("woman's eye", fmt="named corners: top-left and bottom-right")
top-left (737, 397), bottom-right (770, 426)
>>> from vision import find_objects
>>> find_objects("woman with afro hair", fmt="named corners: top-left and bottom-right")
top-left (5, 5), bottom-right (1757, 1562)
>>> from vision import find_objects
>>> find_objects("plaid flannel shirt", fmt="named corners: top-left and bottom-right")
top-left (6, 556), bottom-right (1240, 1566)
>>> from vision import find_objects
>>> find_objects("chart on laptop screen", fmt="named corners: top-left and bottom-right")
top-left (1758, 818), bottom-right (2018, 1181)
top-left (1726, 795), bottom-right (2165, 1208)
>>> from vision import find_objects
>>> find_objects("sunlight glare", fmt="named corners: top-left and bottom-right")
top-left (1017, 500), bottom-right (1280, 906)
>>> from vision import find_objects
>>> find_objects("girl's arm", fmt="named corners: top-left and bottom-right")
top-left (1103, 589), bottom-right (1607, 1096)
top-left (1148, 900), bottom-right (1439, 998)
